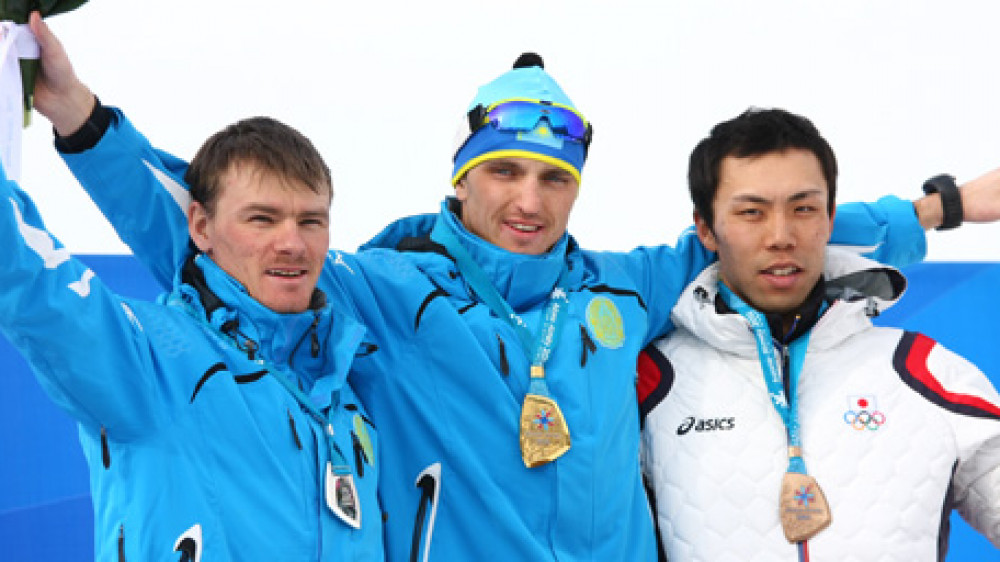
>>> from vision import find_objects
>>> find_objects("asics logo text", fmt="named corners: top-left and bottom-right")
top-left (677, 416), bottom-right (736, 435)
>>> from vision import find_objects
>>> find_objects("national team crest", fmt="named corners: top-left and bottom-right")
top-left (586, 296), bottom-right (624, 349)
top-left (843, 394), bottom-right (886, 431)
top-left (516, 123), bottom-right (564, 149)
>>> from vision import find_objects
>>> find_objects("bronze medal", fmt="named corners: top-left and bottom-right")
top-left (519, 367), bottom-right (571, 467)
top-left (325, 463), bottom-right (361, 529)
top-left (779, 471), bottom-right (831, 543)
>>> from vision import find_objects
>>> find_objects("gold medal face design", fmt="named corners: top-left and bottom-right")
top-left (519, 393), bottom-right (571, 468)
top-left (779, 472), bottom-right (831, 543)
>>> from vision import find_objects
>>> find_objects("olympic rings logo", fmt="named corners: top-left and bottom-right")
top-left (843, 409), bottom-right (886, 431)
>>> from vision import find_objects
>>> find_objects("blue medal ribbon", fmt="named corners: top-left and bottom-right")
top-left (717, 283), bottom-right (813, 474)
top-left (430, 216), bottom-right (570, 399)
top-left (265, 365), bottom-right (352, 477)
top-left (172, 295), bottom-right (356, 502)
top-left (249, 358), bottom-right (363, 528)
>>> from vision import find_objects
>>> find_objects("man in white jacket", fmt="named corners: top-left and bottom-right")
top-left (640, 108), bottom-right (1000, 561)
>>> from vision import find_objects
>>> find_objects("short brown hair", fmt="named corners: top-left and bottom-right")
top-left (185, 117), bottom-right (332, 215)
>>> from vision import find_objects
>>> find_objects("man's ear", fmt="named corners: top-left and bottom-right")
top-left (454, 177), bottom-right (468, 202)
top-left (188, 201), bottom-right (212, 254)
top-left (694, 211), bottom-right (719, 253)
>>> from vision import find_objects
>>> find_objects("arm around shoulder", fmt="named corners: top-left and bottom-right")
top-left (831, 166), bottom-right (1000, 268)
top-left (914, 167), bottom-right (1000, 229)
top-left (831, 196), bottom-right (927, 269)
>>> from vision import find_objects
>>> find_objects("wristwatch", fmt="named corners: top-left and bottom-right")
top-left (921, 174), bottom-right (963, 230)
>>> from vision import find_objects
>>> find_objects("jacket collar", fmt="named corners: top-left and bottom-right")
top-left (361, 197), bottom-right (577, 311)
top-left (438, 198), bottom-right (574, 309)
top-left (713, 278), bottom-right (827, 344)
top-left (171, 255), bottom-right (364, 401)
top-left (675, 248), bottom-right (907, 356)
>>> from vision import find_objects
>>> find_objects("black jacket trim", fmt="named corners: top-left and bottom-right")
top-left (893, 331), bottom-right (1000, 421)
top-left (191, 362), bottom-right (228, 403)
top-left (586, 283), bottom-right (647, 310)
top-left (54, 97), bottom-right (113, 154)
top-left (191, 364), bottom-right (268, 403)
top-left (415, 287), bottom-right (449, 330)
top-left (234, 370), bottom-right (268, 384)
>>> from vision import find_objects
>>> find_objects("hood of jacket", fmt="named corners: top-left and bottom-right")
top-left (672, 247), bottom-right (907, 357)
top-left (167, 254), bottom-right (365, 406)
top-left (360, 197), bottom-right (578, 311)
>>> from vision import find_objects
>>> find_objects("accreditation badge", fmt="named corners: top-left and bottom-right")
top-left (519, 392), bottom-right (571, 468)
top-left (325, 463), bottom-right (361, 529)
top-left (779, 472), bottom-right (831, 542)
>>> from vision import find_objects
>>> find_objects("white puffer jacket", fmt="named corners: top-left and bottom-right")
top-left (640, 249), bottom-right (1000, 561)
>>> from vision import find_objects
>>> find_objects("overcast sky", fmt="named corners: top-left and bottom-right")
top-left (17, 0), bottom-right (1000, 260)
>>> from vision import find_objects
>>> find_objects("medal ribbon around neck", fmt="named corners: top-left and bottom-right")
top-left (266, 362), bottom-right (362, 529)
top-left (174, 294), bottom-right (363, 529)
top-left (431, 216), bottom-right (572, 467)
top-left (717, 283), bottom-right (832, 546)
top-left (718, 283), bottom-right (809, 471)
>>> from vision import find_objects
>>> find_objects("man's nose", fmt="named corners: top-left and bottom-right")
top-left (274, 221), bottom-right (307, 253)
top-left (766, 212), bottom-right (796, 249)
top-left (514, 178), bottom-right (544, 215)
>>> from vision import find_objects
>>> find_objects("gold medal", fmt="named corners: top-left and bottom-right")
top-left (779, 471), bottom-right (831, 542)
top-left (519, 366), bottom-right (571, 467)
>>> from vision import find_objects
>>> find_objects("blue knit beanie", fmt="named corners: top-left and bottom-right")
top-left (451, 53), bottom-right (589, 185)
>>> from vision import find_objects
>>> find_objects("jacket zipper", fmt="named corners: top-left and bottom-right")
top-left (101, 426), bottom-right (112, 469)
top-left (287, 409), bottom-right (304, 450)
top-left (497, 335), bottom-right (510, 376)
top-left (289, 312), bottom-right (321, 369)
top-left (117, 524), bottom-right (126, 562)
top-left (779, 343), bottom-right (791, 403)
top-left (579, 324), bottom-right (597, 367)
top-left (309, 312), bottom-right (320, 358)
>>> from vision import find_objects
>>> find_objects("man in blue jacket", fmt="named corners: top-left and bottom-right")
top-left (0, 113), bottom-right (382, 560)
top-left (27, 12), bottom-right (1000, 561)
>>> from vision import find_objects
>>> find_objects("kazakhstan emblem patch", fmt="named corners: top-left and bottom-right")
top-left (586, 296), bottom-right (624, 349)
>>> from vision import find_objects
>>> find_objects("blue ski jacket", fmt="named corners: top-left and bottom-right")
top-left (59, 108), bottom-right (927, 561)
top-left (0, 165), bottom-right (382, 561)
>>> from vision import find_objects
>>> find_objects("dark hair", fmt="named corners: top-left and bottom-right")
top-left (185, 117), bottom-right (332, 215)
top-left (688, 108), bottom-right (837, 230)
